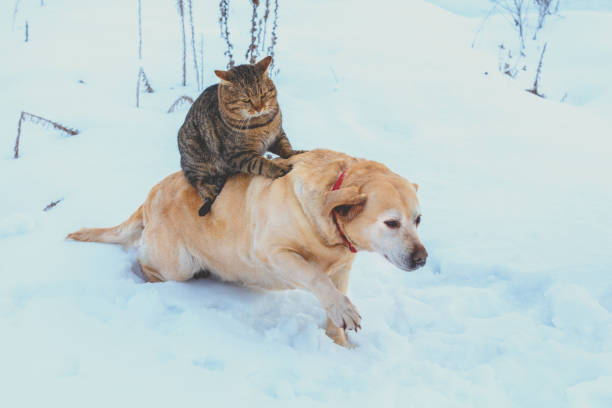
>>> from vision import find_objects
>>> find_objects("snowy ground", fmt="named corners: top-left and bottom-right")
top-left (1, 1), bottom-right (611, 407)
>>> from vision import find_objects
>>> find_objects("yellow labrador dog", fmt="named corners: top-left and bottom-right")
top-left (68, 149), bottom-right (427, 347)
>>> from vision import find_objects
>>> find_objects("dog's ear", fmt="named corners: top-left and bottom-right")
top-left (322, 186), bottom-right (367, 221)
top-left (412, 183), bottom-right (419, 192)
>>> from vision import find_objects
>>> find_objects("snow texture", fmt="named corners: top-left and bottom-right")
top-left (1, 0), bottom-right (611, 407)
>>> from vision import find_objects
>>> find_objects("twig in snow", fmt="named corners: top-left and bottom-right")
top-left (14, 112), bottom-right (79, 159)
top-left (526, 42), bottom-right (547, 97)
top-left (167, 95), bottom-right (194, 113)
top-left (25, 20), bottom-right (29, 42)
top-left (177, 0), bottom-right (187, 86)
top-left (136, 67), bottom-right (154, 107)
top-left (199, 32), bottom-right (204, 88)
top-left (265, 0), bottom-right (279, 74)
top-left (219, 0), bottom-right (235, 68)
top-left (533, 0), bottom-right (559, 40)
top-left (140, 68), bottom-right (154, 93)
top-left (187, 0), bottom-right (200, 90)
top-left (137, 0), bottom-right (143, 60)
top-left (43, 199), bottom-right (63, 212)
top-left (495, 0), bottom-right (530, 56)
top-left (246, 0), bottom-right (259, 63)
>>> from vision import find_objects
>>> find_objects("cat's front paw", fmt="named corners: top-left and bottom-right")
top-left (289, 149), bottom-right (308, 156)
top-left (266, 162), bottom-right (292, 178)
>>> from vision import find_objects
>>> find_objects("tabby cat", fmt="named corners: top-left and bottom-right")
top-left (177, 56), bottom-right (303, 216)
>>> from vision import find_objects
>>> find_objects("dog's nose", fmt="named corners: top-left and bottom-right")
top-left (412, 246), bottom-right (428, 266)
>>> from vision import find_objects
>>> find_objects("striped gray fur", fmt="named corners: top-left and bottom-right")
top-left (177, 56), bottom-right (304, 216)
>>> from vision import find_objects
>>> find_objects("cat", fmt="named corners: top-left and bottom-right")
top-left (177, 56), bottom-right (304, 216)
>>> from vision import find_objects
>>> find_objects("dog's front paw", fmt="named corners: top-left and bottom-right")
top-left (325, 295), bottom-right (362, 331)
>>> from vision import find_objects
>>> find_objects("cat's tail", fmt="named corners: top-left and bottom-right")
top-left (67, 205), bottom-right (144, 247)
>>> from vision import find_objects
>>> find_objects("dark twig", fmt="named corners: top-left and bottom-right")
top-left (136, 67), bottom-right (154, 107)
top-left (199, 32), bottom-right (204, 89)
top-left (219, 0), bottom-right (235, 68)
top-left (167, 95), bottom-right (194, 113)
top-left (246, 0), bottom-right (259, 63)
top-left (14, 112), bottom-right (79, 159)
top-left (527, 42), bottom-right (547, 97)
top-left (265, 0), bottom-right (279, 73)
top-left (177, 0), bottom-right (187, 86)
top-left (43, 199), bottom-right (63, 212)
top-left (137, 0), bottom-right (143, 60)
top-left (187, 0), bottom-right (200, 90)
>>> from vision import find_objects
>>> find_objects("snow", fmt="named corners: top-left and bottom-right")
top-left (1, 0), bottom-right (611, 407)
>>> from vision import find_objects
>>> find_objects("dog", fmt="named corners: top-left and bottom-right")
top-left (67, 149), bottom-right (427, 347)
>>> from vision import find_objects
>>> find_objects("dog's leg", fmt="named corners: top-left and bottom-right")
top-left (138, 260), bottom-right (164, 283)
top-left (325, 267), bottom-right (354, 348)
top-left (266, 251), bottom-right (361, 334)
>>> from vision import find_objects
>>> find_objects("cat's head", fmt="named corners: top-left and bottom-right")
top-left (215, 56), bottom-right (278, 119)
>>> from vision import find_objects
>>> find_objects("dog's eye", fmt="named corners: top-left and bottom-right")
top-left (415, 215), bottom-right (421, 227)
top-left (384, 220), bottom-right (400, 229)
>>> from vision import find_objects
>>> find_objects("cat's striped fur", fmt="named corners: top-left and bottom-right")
top-left (177, 56), bottom-right (303, 216)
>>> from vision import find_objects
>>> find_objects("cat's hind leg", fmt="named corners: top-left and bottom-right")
top-left (195, 176), bottom-right (227, 217)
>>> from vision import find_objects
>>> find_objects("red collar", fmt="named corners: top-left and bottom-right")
top-left (331, 170), bottom-right (358, 253)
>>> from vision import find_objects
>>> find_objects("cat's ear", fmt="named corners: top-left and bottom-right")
top-left (214, 70), bottom-right (234, 83)
top-left (254, 56), bottom-right (272, 74)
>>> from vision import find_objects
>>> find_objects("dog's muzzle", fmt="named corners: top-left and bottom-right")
top-left (399, 244), bottom-right (428, 271)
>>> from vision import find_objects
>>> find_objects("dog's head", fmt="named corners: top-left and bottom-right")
top-left (323, 162), bottom-right (427, 271)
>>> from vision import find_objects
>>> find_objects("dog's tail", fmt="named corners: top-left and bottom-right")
top-left (66, 205), bottom-right (144, 247)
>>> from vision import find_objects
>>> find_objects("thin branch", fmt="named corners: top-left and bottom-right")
top-left (14, 112), bottom-right (79, 159)
top-left (187, 0), bottom-right (200, 90)
top-left (219, 0), bottom-right (234, 68)
top-left (43, 199), bottom-right (63, 212)
top-left (136, 67), bottom-right (154, 107)
top-left (199, 33), bottom-right (204, 89)
top-left (140, 67), bottom-right (154, 93)
top-left (177, 0), bottom-right (187, 86)
top-left (138, 0), bottom-right (143, 60)
top-left (167, 95), bottom-right (194, 113)
top-left (527, 42), bottom-right (547, 97)
top-left (246, 0), bottom-right (259, 63)
top-left (265, 0), bottom-right (279, 73)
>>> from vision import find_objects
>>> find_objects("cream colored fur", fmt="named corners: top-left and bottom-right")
top-left (67, 149), bottom-right (426, 347)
